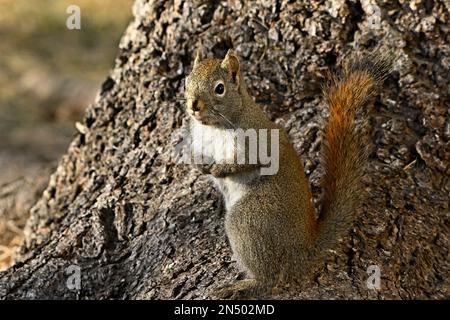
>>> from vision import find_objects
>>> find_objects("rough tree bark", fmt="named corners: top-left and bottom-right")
top-left (0, 0), bottom-right (448, 299)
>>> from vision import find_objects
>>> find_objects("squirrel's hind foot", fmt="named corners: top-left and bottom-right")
top-left (214, 279), bottom-right (270, 300)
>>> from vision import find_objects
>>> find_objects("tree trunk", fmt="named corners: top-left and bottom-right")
top-left (0, 0), bottom-right (448, 299)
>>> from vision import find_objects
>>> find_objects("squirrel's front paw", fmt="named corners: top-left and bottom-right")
top-left (192, 155), bottom-right (215, 174)
top-left (194, 162), bottom-right (213, 174)
top-left (209, 165), bottom-right (228, 178)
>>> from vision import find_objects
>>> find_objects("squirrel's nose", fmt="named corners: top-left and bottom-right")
top-left (189, 99), bottom-right (205, 114)
top-left (192, 99), bottom-right (200, 112)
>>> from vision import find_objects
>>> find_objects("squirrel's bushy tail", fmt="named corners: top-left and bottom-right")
top-left (312, 50), bottom-right (393, 260)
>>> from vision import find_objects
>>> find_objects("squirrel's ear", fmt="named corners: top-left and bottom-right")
top-left (193, 49), bottom-right (203, 68)
top-left (221, 49), bottom-right (240, 86)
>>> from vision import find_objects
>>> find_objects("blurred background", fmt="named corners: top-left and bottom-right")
top-left (0, 0), bottom-right (133, 270)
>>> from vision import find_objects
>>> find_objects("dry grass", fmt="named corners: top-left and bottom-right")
top-left (0, 163), bottom-right (54, 271)
top-left (0, 219), bottom-right (25, 271)
top-left (0, 178), bottom-right (32, 271)
top-left (0, 0), bottom-right (133, 271)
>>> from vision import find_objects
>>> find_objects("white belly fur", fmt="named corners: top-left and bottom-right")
top-left (190, 121), bottom-right (235, 164)
top-left (212, 171), bottom-right (259, 210)
top-left (191, 120), bottom-right (259, 210)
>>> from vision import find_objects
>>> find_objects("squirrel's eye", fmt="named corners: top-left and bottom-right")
top-left (214, 82), bottom-right (225, 95)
